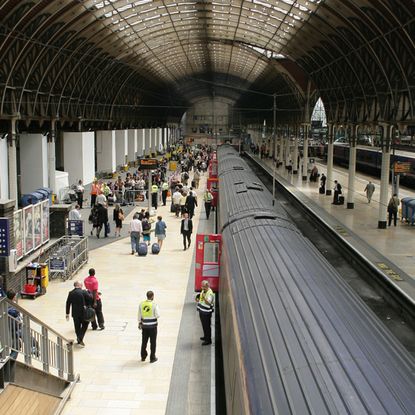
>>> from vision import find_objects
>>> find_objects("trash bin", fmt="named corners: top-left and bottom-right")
top-left (21, 191), bottom-right (45, 207)
top-left (37, 187), bottom-right (53, 204)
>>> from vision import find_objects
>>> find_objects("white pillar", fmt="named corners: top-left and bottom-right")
top-left (347, 126), bottom-right (357, 209)
top-left (115, 130), bottom-right (128, 167)
top-left (326, 124), bottom-right (334, 196)
top-left (96, 130), bottom-right (116, 173)
top-left (302, 124), bottom-right (309, 180)
top-left (63, 132), bottom-right (95, 185)
top-left (8, 120), bottom-right (18, 204)
top-left (137, 129), bottom-right (144, 157)
top-left (20, 133), bottom-right (49, 194)
top-left (144, 129), bottom-right (151, 156)
top-left (128, 129), bottom-right (137, 162)
top-left (285, 128), bottom-right (291, 167)
top-left (293, 125), bottom-right (299, 174)
top-left (0, 137), bottom-right (9, 199)
top-left (150, 129), bottom-right (156, 155)
top-left (378, 126), bottom-right (391, 229)
top-left (163, 128), bottom-right (168, 149)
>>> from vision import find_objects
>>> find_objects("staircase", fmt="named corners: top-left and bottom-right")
top-left (0, 298), bottom-right (77, 414)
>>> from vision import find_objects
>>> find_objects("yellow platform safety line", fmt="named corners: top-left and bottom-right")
top-left (376, 263), bottom-right (403, 281)
top-left (333, 225), bottom-right (349, 236)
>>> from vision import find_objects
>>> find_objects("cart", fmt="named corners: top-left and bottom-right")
top-left (21, 263), bottom-right (48, 299)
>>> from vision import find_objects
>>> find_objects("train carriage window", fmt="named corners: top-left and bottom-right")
top-left (204, 242), bottom-right (219, 263)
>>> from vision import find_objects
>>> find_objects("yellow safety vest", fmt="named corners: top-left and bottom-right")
top-left (151, 184), bottom-right (159, 193)
top-left (197, 288), bottom-right (214, 314)
top-left (204, 192), bottom-right (213, 203)
top-left (140, 300), bottom-right (158, 327)
top-left (162, 182), bottom-right (169, 191)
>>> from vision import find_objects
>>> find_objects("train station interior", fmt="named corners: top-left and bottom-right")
top-left (0, 1), bottom-right (415, 414)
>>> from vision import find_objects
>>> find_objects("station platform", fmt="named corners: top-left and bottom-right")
top-left (248, 152), bottom-right (415, 303)
top-left (19, 173), bottom-right (215, 415)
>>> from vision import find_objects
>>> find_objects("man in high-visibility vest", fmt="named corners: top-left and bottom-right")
top-left (138, 291), bottom-right (160, 363)
top-left (203, 189), bottom-right (213, 220)
top-left (196, 280), bottom-right (214, 346)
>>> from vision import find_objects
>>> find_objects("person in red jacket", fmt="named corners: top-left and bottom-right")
top-left (84, 268), bottom-right (105, 330)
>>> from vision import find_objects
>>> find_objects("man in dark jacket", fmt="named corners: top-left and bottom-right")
top-left (180, 212), bottom-right (193, 250)
top-left (66, 281), bottom-right (92, 347)
top-left (96, 203), bottom-right (109, 238)
top-left (185, 190), bottom-right (198, 219)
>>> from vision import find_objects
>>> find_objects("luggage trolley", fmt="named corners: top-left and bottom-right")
top-left (21, 263), bottom-right (49, 299)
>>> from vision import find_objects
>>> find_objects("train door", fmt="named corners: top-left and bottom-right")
top-left (195, 234), bottom-right (222, 292)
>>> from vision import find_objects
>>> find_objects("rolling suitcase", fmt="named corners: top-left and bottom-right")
top-left (151, 243), bottom-right (160, 255)
top-left (138, 242), bottom-right (148, 256)
top-left (338, 196), bottom-right (345, 205)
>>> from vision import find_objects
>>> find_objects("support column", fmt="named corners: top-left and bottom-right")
top-left (63, 132), bottom-right (95, 185)
top-left (302, 124), bottom-right (309, 181)
top-left (293, 125), bottom-right (299, 174)
top-left (378, 124), bottom-right (392, 229)
top-left (96, 130), bottom-right (116, 173)
top-left (48, 119), bottom-right (57, 193)
top-left (347, 125), bottom-right (358, 209)
top-left (326, 123), bottom-right (334, 195)
top-left (20, 133), bottom-right (48, 194)
top-left (144, 129), bottom-right (151, 156)
top-left (137, 129), bottom-right (144, 157)
top-left (285, 126), bottom-right (291, 167)
top-left (127, 129), bottom-right (137, 163)
top-left (115, 130), bottom-right (128, 168)
top-left (8, 119), bottom-right (18, 205)
top-left (0, 135), bottom-right (9, 199)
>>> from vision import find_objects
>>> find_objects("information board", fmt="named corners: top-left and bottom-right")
top-left (0, 218), bottom-right (10, 257)
top-left (139, 158), bottom-right (159, 169)
top-left (68, 220), bottom-right (84, 237)
top-left (394, 162), bottom-right (411, 174)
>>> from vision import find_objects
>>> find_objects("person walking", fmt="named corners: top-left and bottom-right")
top-left (90, 180), bottom-right (100, 207)
top-left (203, 189), bottom-right (213, 219)
top-left (113, 203), bottom-right (124, 237)
top-left (364, 181), bottom-right (375, 203)
top-left (180, 191), bottom-right (188, 217)
top-left (142, 212), bottom-right (152, 246)
top-left (196, 280), bottom-right (214, 346)
top-left (332, 180), bottom-right (342, 205)
top-left (320, 173), bottom-right (326, 194)
top-left (193, 169), bottom-right (200, 189)
top-left (387, 193), bottom-right (400, 226)
top-left (96, 203), bottom-right (109, 238)
top-left (76, 180), bottom-right (84, 209)
top-left (180, 212), bottom-right (193, 250)
top-left (185, 190), bottom-right (198, 219)
top-left (129, 213), bottom-right (142, 254)
top-left (65, 281), bottom-right (93, 347)
top-left (161, 181), bottom-right (169, 206)
top-left (151, 183), bottom-right (159, 210)
top-left (138, 290), bottom-right (160, 363)
top-left (154, 216), bottom-right (167, 250)
top-left (84, 268), bottom-right (105, 330)
top-left (172, 187), bottom-right (182, 218)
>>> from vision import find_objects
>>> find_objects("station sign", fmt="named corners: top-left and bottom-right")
top-left (0, 218), bottom-right (10, 257)
top-left (139, 158), bottom-right (159, 169)
top-left (394, 162), bottom-right (411, 174)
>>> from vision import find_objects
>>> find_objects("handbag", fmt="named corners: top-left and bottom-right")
top-left (118, 211), bottom-right (124, 221)
top-left (83, 306), bottom-right (96, 322)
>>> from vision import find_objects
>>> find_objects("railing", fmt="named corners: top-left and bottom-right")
top-left (0, 298), bottom-right (75, 381)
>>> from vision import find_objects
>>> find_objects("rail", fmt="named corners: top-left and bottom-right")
top-left (0, 297), bottom-right (75, 381)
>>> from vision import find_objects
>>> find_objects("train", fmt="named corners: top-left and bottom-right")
top-left (332, 144), bottom-right (415, 188)
top-left (217, 145), bottom-right (415, 414)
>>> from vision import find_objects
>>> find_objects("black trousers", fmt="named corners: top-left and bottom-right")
top-left (162, 190), bottom-right (168, 206)
top-left (388, 209), bottom-right (398, 226)
top-left (333, 191), bottom-right (340, 204)
top-left (182, 231), bottom-right (191, 248)
top-left (77, 192), bottom-right (83, 209)
top-left (141, 327), bottom-right (157, 360)
top-left (205, 202), bottom-right (212, 219)
top-left (199, 311), bottom-right (212, 342)
top-left (152, 193), bottom-right (158, 209)
top-left (73, 315), bottom-right (89, 342)
top-left (91, 299), bottom-right (105, 329)
top-left (91, 194), bottom-right (97, 206)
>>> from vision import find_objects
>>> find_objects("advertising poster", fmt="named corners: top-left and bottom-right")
top-left (13, 210), bottom-right (23, 259)
top-left (23, 205), bottom-right (34, 255)
top-left (42, 200), bottom-right (50, 244)
top-left (33, 202), bottom-right (42, 249)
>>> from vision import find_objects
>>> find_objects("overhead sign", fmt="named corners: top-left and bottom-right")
top-left (394, 162), bottom-right (411, 174)
top-left (139, 158), bottom-right (159, 169)
top-left (0, 218), bottom-right (10, 257)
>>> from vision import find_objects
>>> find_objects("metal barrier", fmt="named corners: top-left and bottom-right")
top-left (0, 297), bottom-right (75, 381)
top-left (48, 236), bottom-right (88, 281)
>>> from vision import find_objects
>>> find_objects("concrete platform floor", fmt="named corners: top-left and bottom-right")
top-left (20, 174), bottom-right (211, 415)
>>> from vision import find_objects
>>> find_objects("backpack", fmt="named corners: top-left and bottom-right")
top-left (183, 172), bottom-right (189, 180)
top-left (142, 220), bottom-right (151, 231)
